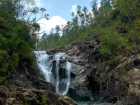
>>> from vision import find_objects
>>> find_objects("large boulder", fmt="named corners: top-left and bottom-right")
top-left (39, 78), bottom-right (55, 92)
top-left (0, 85), bottom-right (78, 105)
top-left (15, 87), bottom-right (77, 105)
top-left (68, 63), bottom-right (93, 101)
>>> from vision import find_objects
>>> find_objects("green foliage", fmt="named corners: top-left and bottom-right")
top-left (99, 28), bottom-right (127, 57)
top-left (0, 0), bottom-right (48, 84)
top-left (108, 56), bottom-right (119, 66)
top-left (0, 76), bottom-right (7, 84)
top-left (41, 99), bottom-right (47, 105)
top-left (19, 101), bottom-right (29, 105)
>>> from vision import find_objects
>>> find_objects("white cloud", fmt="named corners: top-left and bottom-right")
top-left (35, 0), bottom-right (45, 7)
top-left (97, 3), bottom-right (101, 10)
top-left (37, 16), bottom-right (67, 35)
top-left (71, 5), bottom-right (77, 14)
top-left (24, 0), bottom-right (45, 8)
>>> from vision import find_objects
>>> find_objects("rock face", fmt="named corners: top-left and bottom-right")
top-left (51, 35), bottom-right (140, 105)
top-left (52, 59), bottom-right (67, 79)
top-left (68, 63), bottom-right (93, 101)
top-left (0, 86), bottom-right (77, 105)
top-left (121, 68), bottom-right (140, 104)
top-left (7, 60), bottom-right (55, 93)
top-left (3, 52), bottom-right (77, 105)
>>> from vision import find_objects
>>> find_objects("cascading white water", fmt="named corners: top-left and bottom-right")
top-left (63, 61), bottom-right (71, 95)
top-left (34, 51), bottom-right (71, 95)
top-left (54, 53), bottom-right (66, 94)
top-left (33, 51), bottom-right (52, 82)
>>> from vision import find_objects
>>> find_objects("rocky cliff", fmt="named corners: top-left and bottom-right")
top-left (48, 34), bottom-right (140, 105)
top-left (1, 57), bottom-right (77, 105)
top-left (7, 60), bottom-right (55, 92)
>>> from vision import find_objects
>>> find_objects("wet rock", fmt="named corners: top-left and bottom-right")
top-left (66, 56), bottom-right (78, 63)
top-left (39, 78), bottom-right (55, 92)
top-left (52, 59), bottom-right (68, 79)
top-left (59, 60), bottom-right (66, 69)
top-left (67, 63), bottom-right (93, 101)
top-left (59, 68), bottom-right (67, 79)
top-left (47, 55), bottom-right (53, 61)
top-left (52, 60), bottom-right (56, 79)
top-left (47, 51), bottom-right (55, 55)
top-left (60, 59), bottom-right (66, 63)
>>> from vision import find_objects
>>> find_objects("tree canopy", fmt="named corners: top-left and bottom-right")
top-left (0, 0), bottom-right (48, 84)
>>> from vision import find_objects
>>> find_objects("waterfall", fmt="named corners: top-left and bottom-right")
top-left (34, 51), bottom-right (71, 95)
top-left (63, 61), bottom-right (71, 95)
top-left (33, 51), bottom-right (52, 82)
top-left (54, 52), bottom-right (66, 94)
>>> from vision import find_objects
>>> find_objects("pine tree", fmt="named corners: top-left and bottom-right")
top-left (91, 0), bottom-right (99, 16)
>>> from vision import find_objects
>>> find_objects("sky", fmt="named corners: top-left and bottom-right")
top-left (35, 0), bottom-right (92, 34)
top-left (35, 0), bottom-right (100, 35)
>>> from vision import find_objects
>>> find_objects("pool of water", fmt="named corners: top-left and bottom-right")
top-left (77, 101), bottom-right (96, 105)
top-left (77, 101), bottom-right (113, 105)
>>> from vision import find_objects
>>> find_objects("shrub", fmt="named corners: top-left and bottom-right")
top-left (99, 28), bottom-right (127, 57)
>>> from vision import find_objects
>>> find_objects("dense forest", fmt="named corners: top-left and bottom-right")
top-left (0, 0), bottom-right (49, 84)
top-left (0, 0), bottom-right (140, 104)
top-left (1, 0), bottom-right (140, 83)
top-left (37, 0), bottom-right (140, 62)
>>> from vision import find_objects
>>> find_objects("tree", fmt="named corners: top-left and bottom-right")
top-left (91, 0), bottom-right (99, 16)
top-left (0, 0), bottom-right (48, 84)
